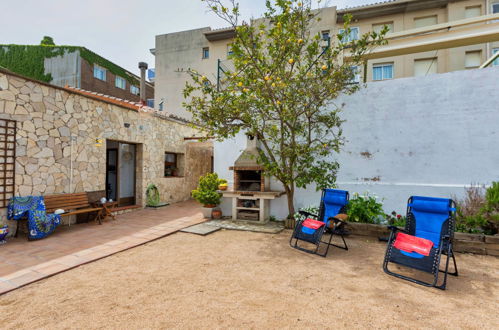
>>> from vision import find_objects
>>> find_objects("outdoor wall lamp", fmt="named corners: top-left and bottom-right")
top-left (124, 123), bottom-right (131, 128)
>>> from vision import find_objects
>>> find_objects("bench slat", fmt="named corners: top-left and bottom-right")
top-left (58, 207), bottom-right (102, 216)
top-left (45, 192), bottom-right (92, 213)
top-left (46, 202), bottom-right (90, 208)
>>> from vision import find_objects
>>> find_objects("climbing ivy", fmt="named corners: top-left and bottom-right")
top-left (0, 45), bottom-right (66, 82)
top-left (79, 48), bottom-right (139, 85)
top-left (0, 45), bottom-right (139, 85)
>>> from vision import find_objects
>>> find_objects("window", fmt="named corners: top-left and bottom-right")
top-left (465, 51), bottom-right (482, 69)
top-left (164, 152), bottom-right (184, 177)
top-left (93, 65), bottom-right (106, 81)
top-left (350, 65), bottom-right (361, 83)
top-left (493, 48), bottom-right (499, 67)
top-left (227, 44), bottom-right (233, 58)
top-left (115, 76), bottom-right (126, 89)
top-left (338, 27), bottom-right (359, 43)
top-left (202, 47), bottom-right (210, 59)
top-left (372, 63), bottom-right (394, 81)
top-left (493, 3), bottom-right (499, 22)
top-left (414, 15), bottom-right (437, 28)
top-left (464, 6), bottom-right (481, 18)
top-left (130, 85), bottom-right (140, 95)
top-left (146, 99), bottom-right (154, 108)
top-left (372, 22), bottom-right (394, 34)
top-left (414, 58), bottom-right (438, 77)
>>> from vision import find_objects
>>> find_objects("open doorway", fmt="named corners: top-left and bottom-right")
top-left (106, 140), bottom-right (137, 206)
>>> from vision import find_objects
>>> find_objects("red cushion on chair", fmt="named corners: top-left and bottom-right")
top-left (393, 232), bottom-right (434, 256)
top-left (302, 218), bottom-right (325, 230)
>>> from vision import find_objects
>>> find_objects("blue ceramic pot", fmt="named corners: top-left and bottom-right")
top-left (0, 225), bottom-right (9, 244)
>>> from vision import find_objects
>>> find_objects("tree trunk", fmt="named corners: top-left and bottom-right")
top-left (285, 186), bottom-right (295, 219)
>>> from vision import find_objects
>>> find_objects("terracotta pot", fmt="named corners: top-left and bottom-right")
top-left (218, 185), bottom-right (228, 191)
top-left (203, 204), bottom-right (216, 208)
top-left (212, 209), bottom-right (222, 219)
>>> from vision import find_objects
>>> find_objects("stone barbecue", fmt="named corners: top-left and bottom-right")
top-left (222, 135), bottom-right (283, 223)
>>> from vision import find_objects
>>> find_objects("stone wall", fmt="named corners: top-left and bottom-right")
top-left (0, 69), bottom-right (212, 230)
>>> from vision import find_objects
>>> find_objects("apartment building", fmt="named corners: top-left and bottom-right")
top-left (336, 0), bottom-right (499, 81)
top-left (152, 0), bottom-right (499, 118)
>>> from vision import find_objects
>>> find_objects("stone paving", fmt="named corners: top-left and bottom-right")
top-left (0, 200), bottom-right (205, 295)
top-left (204, 218), bottom-right (285, 234)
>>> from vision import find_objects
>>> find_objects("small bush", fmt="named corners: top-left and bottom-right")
top-left (294, 205), bottom-right (320, 222)
top-left (455, 183), bottom-right (499, 235)
top-left (481, 182), bottom-right (499, 234)
top-left (347, 192), bottom-right (385, 224)
top-left (191, 173), bottom-right (224, 206)
top-left (385, 211), bottom-right (406, 227)
top-left (146, 183), bottom-right (160, 207)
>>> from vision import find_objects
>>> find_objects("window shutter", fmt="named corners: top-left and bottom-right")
top-left (414, 16), bottom-right (437, 28)
top-left (414, 58), bottom-right (437, 77)
top-left (373, 22), bottom-right (393, 33)
top-left (464, 6), bottom-right (481, 18)
top-left (465, 51), bottom-right (482, 68)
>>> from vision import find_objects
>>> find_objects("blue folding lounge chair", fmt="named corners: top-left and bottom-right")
top-left (290, 189), bottom-right (349, 257)
top-left (383, 196), bottom-right (458, 290)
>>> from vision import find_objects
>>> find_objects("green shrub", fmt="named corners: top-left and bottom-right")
top-left (347, 192), bottom-right (385, 224)
top-left (294, 205), bottom-right (320, 222)
top-left (455, 183), bottom-right (499, 235)
top-left (385, 211), bottom-right (406, 227)
top-left (146, 183), bottom-right (160, 207)
top-left (40, 36), bottom-right (55, 46)
top-left (481, 182), bottom-right (499, 234)
top-left (191, 173), bottom-right (224, 206)
top-left (295, 193), bottom-right (385, 225)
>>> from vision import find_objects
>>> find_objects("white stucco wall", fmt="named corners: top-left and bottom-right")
top-left (214, 67), bottom-right (499, 219)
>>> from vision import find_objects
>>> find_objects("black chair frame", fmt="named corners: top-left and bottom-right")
top-left (289, 190), bottom-right (349, 257)
top-left (382, 197), bottom-right (458, 290)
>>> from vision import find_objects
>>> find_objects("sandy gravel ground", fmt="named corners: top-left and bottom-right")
top-left (1, 230), bottom-right (498, 329)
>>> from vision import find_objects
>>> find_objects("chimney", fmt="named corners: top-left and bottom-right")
top-left (138, 61), bottom-right (148, 104)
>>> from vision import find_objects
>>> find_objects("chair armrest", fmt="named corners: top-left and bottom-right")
top-left (387, 226), bottom-right (408, 233)
top-left (299, 210), bottom-right (318, 219)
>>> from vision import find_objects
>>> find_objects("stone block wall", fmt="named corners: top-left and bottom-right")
top-left (0, 69), bottom-right (212, 230)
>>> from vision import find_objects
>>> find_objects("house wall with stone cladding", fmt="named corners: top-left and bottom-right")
top-left (0, 69), bottom-right (212, 230)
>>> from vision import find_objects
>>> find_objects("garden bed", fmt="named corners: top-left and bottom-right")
top-left (346, 222), bottom-right (499, 256)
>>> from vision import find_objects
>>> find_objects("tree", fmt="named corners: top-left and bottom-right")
top-left (40, 36), bottom-right (55, 46)
top-left (183, 0), bottom-right (387, 218)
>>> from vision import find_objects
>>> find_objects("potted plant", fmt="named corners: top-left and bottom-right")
top-left (218, 179), bottom-right (228, 191)
top-left (212, 207), bottom-right (223, 219)
top-left (192, 173), bottom-right (224, 218)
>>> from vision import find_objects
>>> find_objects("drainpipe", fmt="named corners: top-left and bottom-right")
top-left (486, 0), bottom-right (491, 59)
top-left (138, 62), bottom-right (148, 105)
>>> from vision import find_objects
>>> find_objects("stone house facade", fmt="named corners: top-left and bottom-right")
top-left (0, 68), bottom-right (212, 231)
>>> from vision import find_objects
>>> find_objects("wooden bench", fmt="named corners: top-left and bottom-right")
top-left (15, 192), bottom-right (104, 238)
top-left (44, 192), bottom-right (103, 224)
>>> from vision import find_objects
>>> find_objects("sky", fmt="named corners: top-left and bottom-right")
top-left (1, 0), bottom-right (377, 77)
